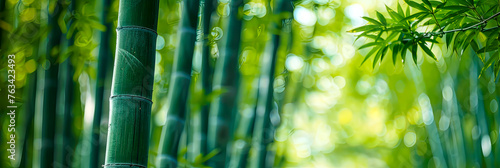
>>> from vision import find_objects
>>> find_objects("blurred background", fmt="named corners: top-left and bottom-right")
top-left (1, 0), bottom-right (499, 167)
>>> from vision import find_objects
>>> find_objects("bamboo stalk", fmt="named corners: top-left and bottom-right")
top-left (54, 1), bottom-right (77, 166)
top-left (198, 0), bottom-right (215, 158)
top-left (156, 0), bottom-right (200, 167)
top-left (407, 53), bottom-right (448, 168)
top-left (207, 0), bottom-right (244, 167)
top-left (250, 1), bottom-right (284, 168)
top-left (19, 68), bottom-right (37, 168)
top-left (55, 40), bottom-right (75, 168)
top-left (469, 51), bottom-right (494, 168)
top-left (90, 0), bottom-right (113, 167)
top-left (104, 0), bottom-right (159, 167)
top-left (38, 0), bottom-right (64, 167)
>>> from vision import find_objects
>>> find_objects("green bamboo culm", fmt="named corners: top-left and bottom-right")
top-left (20, 62), bottom-right (37, 168)
top-left (0, 0), bottom-right (4, 50)
top-left (156, 0), bottom-right (200, 167)
top-left (55, 0), bottom-right (78, 166)
top-left (193, 0), bottom-right (215, 159)
top-left (207, 0), bottom-right (244, 167)
top-left (38, 0), bottom-right (64, 167)
top-left (90, 0), bottom-right (112, 167)
top-left (104, 0), bottom-right (159, 167)
top-left (250, 0), bottom-right (288, 167)
top-left (0, 0), bottom-right (7, 166)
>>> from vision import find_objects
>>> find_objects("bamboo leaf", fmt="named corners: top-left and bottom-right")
top-left (348, 25), bottom-right (379, 33)
top-left (376, 11), bottom-right (387, 25)
top-left (442, 9), bottom-right (469, 20)
top-left (440, 5), bottom-right (469, 10)
top-left (363, 16), bottom-right (383, 25)
top-left (479, 51), bottom-right (499, 78)
top-left (445, 32), bottom-right (454, 48)
top-left (373, 46), bottom-right (388, 68)
top-left (397, 2), bottom-right (404, 16)
top-left (405, 0), bottom-right (429, 11)
top-left (386, 5), bottom-right (405, 22)
top-left (419, 42), bottom-right (437, 60)
top-left (392, 44), bottom-right (400, 65)
top-left (358, 42), bottom-right (379, 49)
top-left (380, 45), bottom-right (389, 62)
top-left (411, 44), bottom-right (418, 65)
top-left (361, 46), bottom-right (381, 66)
top-left (401, 12), bottom-right (427, 22)
top-left (422, 0), bottom-right (432, 9)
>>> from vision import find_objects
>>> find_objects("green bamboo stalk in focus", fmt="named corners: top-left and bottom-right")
top-left (38, 0), bottom-right (64, 167)
top-left (207, 0), bottom-right (244, 167)
top-left (249, 0), bottom-right (287, 167)
top-left (104, 0), bottom-right (159, 167)
top-left (157, 0), bottom-right (200, 167)
top-left (90, 0), bottom-right (112, 167)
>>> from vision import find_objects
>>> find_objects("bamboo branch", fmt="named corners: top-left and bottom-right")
top-left (422, 11), bottom-right (500, 37)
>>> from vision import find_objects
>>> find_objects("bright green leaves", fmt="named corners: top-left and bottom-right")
top-left (405, 0), bottom-right (429, 12)
top-left (392, 44), bottom-right (400, 65)
top-left (418, 42), bottom-right (437, 60)
top-left (362, 17), bottom-right (383, 26)
top-left (376, 12), bottom-right (387, 25)
top-left (350, 0), bottom-right (500, 79)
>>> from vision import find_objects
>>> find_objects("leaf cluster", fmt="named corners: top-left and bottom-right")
top-left (350, 0), bottom-right (500, 78)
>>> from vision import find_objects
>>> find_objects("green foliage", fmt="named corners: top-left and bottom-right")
top-left (351, 0), bottom-right (500, 78)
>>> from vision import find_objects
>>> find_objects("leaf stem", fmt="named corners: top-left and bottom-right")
top-left (424, 11), bottom-right (500, 37)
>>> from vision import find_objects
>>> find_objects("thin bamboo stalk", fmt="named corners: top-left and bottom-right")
top-left (104, 0), bottom-right (159, 167)
top-left (228, 79), bottom-right (260, 168)
top-left (407, 54), bottom-right (448, 168)
top-left (470, 52), bottom-right (494, 168)
top-left (198, 0), bottom-right (215, 157)
top-left (156, 0), bottom-right (200, 167)
top-left (19, 68), bottom-right (37, 168)
top-left (54, 1), bottom-right (77, 166)
top-left (207, 0), bottom-right (244, 167)
top-left (249, 1), bottom-right (292, 167)
top-left (39, 0), bottom-right (64, 167)
top-left (90, 0), bottom-right (112, 167)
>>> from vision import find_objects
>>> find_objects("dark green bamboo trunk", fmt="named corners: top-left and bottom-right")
top-left (249, 1), bottom-right (288, 167)
top-left (39, 0), bottom-right (64, 167)
top-left (198, 0), bottom-right (215, 157)
top-left (19, 39), bottom-right (39, 167)
top-left (0, 0), bottom-right (4, 50)
top-left (0, 0), bottom-right (7, 166)
top-left (55, 1), bottom-right (77, 167)
top-left (90, 0), bottom-right (112, 167)
top-left (55, 40), bottom-right (75, 168)
top-left (104, 0), bottom-right (159, 167)
top-left (207, 0), bottom-right (244, 167)
top-left (19, 70), bottom-right (37, 168)
top-left (156, 0), bottom-right (200, 167)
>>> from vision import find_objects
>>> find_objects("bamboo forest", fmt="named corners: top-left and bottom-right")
top-left (3, 0), bottom-right (500, 167)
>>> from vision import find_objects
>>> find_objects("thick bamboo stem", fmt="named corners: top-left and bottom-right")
top-left (104, 0), bottom-right (159, 167)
